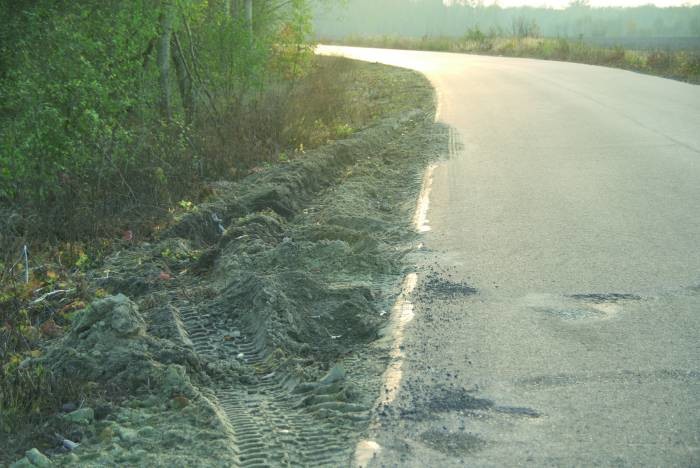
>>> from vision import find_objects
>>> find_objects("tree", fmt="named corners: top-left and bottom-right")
top-left (158, 1), bottom-right (175, 120)
top-left (511, 16), bottom-right (540, 38)
top-left (0, 0), bottom-right (321, 224)
top-left (568, 0), bottom-right (590, 9)
top-left (245, 0), bottom-right (254, 36)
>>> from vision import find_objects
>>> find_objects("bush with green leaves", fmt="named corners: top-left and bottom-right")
top-left (0, 0), bottom-right (319, 244)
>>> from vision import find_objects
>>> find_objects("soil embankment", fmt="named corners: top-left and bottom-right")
top-left (7, 60), bottom-right (448, 466)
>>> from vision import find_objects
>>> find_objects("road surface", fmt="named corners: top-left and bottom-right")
top-left (318, 46), bottom-right (700, 466)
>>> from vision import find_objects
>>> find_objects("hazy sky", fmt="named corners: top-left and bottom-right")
top-left (448, 0), bottom-right (700, 8)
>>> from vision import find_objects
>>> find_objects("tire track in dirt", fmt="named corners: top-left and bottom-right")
top-left (170, 112), bottom-right (447, 466)
top-left (179, 302), bottom-right (364, 466)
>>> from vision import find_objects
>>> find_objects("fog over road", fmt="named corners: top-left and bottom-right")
top-left (319, 46), bottom-right (700, 466)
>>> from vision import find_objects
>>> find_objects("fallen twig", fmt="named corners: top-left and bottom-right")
top-left (31, 289), bottom-right (75, 305)
top-left (23, 245), bottom-right (29, 284)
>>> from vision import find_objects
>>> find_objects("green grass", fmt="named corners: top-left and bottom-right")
top-left (329, 35), bottom-right (700, 84)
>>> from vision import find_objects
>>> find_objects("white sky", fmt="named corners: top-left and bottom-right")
top-left (447, 0), bottom-right (700, 8)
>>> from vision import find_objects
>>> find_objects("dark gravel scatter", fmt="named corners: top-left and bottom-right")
top-left (416, 264), bottom-right (478, 305)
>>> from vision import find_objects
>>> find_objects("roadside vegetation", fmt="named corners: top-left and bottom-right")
top-left (331, 33), bottom-right (700, 83)
top-left (0, 0), bottom-right (420, 449)
top-left (315, 0), bottom-right (700, 83)
top-left (1, 0), bottom-right (316, 249)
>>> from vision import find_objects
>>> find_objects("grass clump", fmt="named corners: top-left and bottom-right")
top-left (0, 257), bottom-right (93, 433)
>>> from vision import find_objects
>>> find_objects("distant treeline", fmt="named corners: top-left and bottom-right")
top-left (314, 0), bottom-right (700, 40)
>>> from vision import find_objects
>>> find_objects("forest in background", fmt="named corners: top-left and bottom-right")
top-left (314, 0), bottom-right (700, 41)
top-left (316, 0), bottom-right (700, 83)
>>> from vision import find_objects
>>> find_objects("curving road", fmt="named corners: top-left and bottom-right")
top-left (319, 46), bottom-right (700, 466)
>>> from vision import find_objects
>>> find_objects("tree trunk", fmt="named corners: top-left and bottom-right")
top-left (244, 0), bottom-right (253, 37)
top-left (172, 32), bottom-right (194, 126)
top-left (157, 1), bottom-right (175, 121)
top-left (229, 0), bottom-right (239, 18)
top-left (142, 38), bottom-right (156, 69)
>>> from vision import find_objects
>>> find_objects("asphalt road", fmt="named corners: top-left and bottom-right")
top-left (319, 46), bottom-right (700, 467)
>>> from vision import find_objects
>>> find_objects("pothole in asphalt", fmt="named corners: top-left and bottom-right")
top-left (424, 386), bottom-right (493, 413)
top-left (567, 293), bottom-right (642, 303)
top-left (494, 406), bottom-right (541, 418)
top-left (535, 306), bottom-right (606, 320)
top-left (524, 292), bottom-right (642, 321)
top-left (418, 429), bottom-right (487, 455)
top-left (395, 382), bottom-right (539, 421)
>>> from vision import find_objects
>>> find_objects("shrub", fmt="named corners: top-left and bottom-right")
top-left (646, 50), bottom-right (673, 71)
